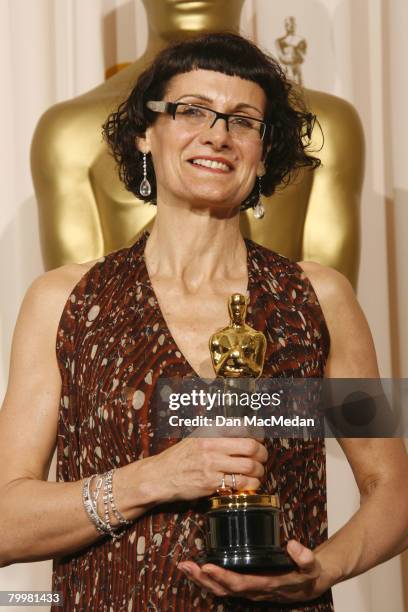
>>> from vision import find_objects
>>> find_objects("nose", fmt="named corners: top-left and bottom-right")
top-left (199, 116), bottom-right (232, 149)
top-left (210, 115), bottom-right (230, 131)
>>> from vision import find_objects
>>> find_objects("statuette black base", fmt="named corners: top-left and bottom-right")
top-left (202, 546), bottom-right (295, 573)
top-left (201, 495), bottom-right (296, 573)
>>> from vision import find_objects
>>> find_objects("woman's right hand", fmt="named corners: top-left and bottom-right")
top-left (139, 437), bottom-right (268, 504)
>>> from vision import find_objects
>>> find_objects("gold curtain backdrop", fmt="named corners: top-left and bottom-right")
top-left (0, 1), bottom-right (407, 610)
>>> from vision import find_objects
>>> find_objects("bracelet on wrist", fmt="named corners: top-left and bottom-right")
top-left (82, 469), bottom-right (132, 541)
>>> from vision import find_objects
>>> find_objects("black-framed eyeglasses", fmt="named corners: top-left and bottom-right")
top-left (146, 100), bottom-right (269, 141)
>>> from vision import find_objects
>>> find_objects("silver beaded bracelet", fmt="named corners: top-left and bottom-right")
top-left (105, 469), bottom-right (132, 527)
top-left (82, 475), bottom-right (110, 536)
top-left (82, 470), bottom-right (131, 541)
top-left (93, 476), bottom-right (103, 505)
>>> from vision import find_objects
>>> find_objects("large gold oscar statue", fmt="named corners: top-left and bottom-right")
top-left (31, 0), bottom-right (364, 287)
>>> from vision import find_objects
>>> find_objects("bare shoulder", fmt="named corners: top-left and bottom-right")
top-left (4, 257), bottom-right (100, 399)
top-left (298, 261), bottom-right (379, 377)
top-left (297, 260), bottom-right (355, 314)
top-left (31, 258), bottom-right (98, 293)
top-left (21, 259), bottom-right (99, 329)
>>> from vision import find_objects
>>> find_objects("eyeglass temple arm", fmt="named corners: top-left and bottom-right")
top-left (146, 101), bottom-right (175, 113)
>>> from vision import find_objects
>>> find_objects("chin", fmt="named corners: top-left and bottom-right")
top-left (191, 183), bottom-right (243, 202)
top-left (190, 195), bottom-right (241, 213)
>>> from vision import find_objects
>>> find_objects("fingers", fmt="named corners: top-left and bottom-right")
top-left (235, 438), bottom-right (268, 463)
top-left (199, 438), bottom-right (267, 494)
top-left (202, 564), bottom-right (267, 593)
top-left (242, 477), bottom-right (262, 491)
top-left (200, 437), bottom-right (268, 463)
top-left (157, 436), bottom-right (268, 501)
top-left (212, 423), bottom-right (265, 442)
top-left (286, 541), bottom-right (320, 577)
top-left (219, 455), bottom-right (265, 479)
top-left (178, 562), bottom-right (230, 597)
top-left (178, 546), bottom-right (323, 604)
top-left (216, 473), bottom-right (261, 492)
top-left (200, 559), bottom-right (319, 598)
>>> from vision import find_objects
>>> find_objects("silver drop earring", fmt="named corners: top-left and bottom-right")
top-left (139, 153), bottom-right (152, 198)
top-left (253, 176), bottom-right (265, 219)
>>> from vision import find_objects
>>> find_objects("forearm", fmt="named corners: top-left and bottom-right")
top-left (0, 458), bottom-right (158, 566)
top-left (316, 477), bottom-right (408, 585)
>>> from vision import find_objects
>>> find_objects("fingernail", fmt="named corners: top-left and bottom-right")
top-left (179, 565), bottom-right (192, 575)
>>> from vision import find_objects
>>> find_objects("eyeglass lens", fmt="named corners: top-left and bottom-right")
top-left (174, 104), bottom-right (265, 140)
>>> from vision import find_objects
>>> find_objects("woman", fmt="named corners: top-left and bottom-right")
top-left (0, 32), bottom-right (407, 611)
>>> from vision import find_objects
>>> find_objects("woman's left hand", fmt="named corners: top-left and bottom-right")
top-left (178, 540), bottom-right (335, 603)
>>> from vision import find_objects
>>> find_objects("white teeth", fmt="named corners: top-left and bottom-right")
top-left (191, 158), bottom-right (231, 171)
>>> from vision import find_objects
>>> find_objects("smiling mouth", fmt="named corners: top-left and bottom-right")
top-left (188, 158), bottom-right (232, 173)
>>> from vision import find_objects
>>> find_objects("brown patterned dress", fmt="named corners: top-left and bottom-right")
top-left (52, 231), bottom-right (334, 611)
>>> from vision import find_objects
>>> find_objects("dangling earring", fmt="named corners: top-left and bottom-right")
top-left (139, 153), bottom-right (151, 198)
top-left (253, 176), bottom-right (265, 219)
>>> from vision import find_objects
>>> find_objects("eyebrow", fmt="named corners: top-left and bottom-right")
top-left (174, 94), bottom-right (264, 116)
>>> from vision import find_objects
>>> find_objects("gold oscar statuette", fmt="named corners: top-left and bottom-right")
top-left (201, 293), bottom-right (295, 571)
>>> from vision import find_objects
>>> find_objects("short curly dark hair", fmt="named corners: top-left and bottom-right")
top-left (103, 32), bottom-right (321, 211)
